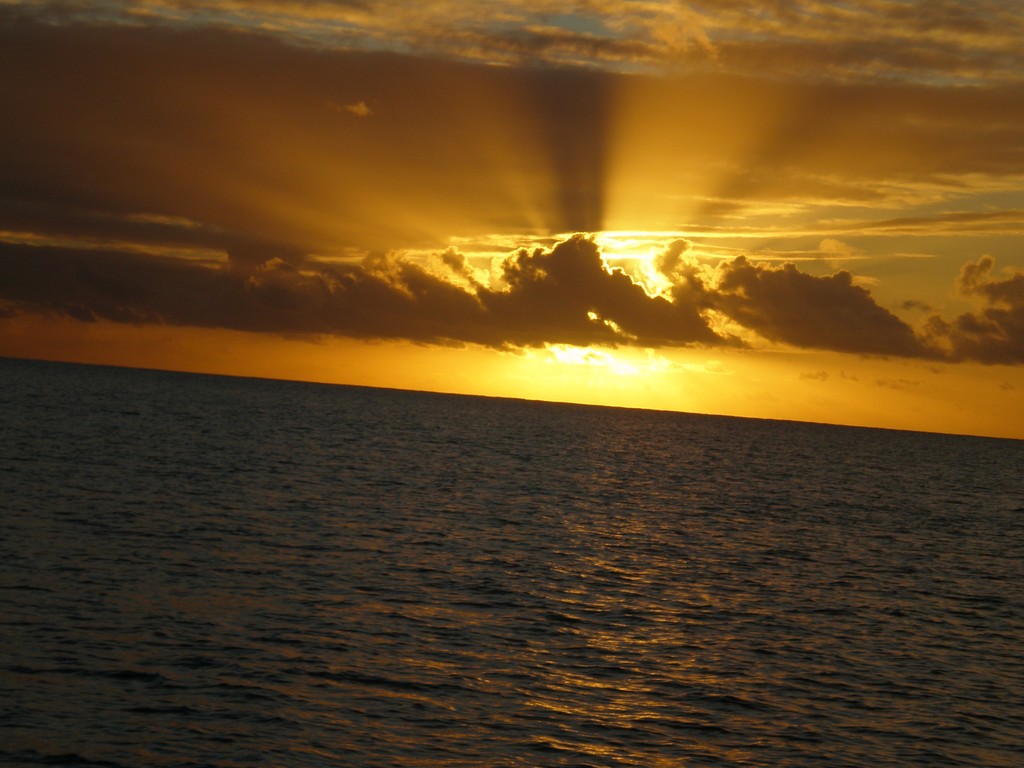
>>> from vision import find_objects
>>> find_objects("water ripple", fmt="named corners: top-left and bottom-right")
top-left (2, 359), bottom-right (1022, 767)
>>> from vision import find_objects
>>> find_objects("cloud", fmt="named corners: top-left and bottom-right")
top-left (16, 1), bottom-right (1024, 85)
top-left (0, 241), bottom-right (487, 342)
top-left (344, 100), bottom-right (373, 118)
top-left (710, 256), bottom-right (929, 357)
top-left (0, 231), bottom-right (962, 362)
top-left (927, 255), bottom-right (1024, 364)
top-left (874, 378), bottom-right (921, 391)
top-left (483, 235), bottom-right (725, 347)
top-left (0, 236), bottom-right (725, 349)
top-left (654, 239), bottom-right (693, 278)
top-left (834, 209), bottom-right (1024, 237)
top-left (5, 229), bottom-right (1024, 366)
top-left (800, 370), bottom-right (829, 381)
top-left (326, 98), bottom-right (373, 117)
top-left (818, 238), bottom-right (855, 257)
top-left (16, 0), bottom-right (720, 72)
top-left (689, 0), bottom-right (1024, 84)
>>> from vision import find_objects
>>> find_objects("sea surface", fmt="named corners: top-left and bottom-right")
top-left (1, 357), bottom-right (1022, 767)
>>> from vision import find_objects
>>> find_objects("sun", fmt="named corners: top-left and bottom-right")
top-left (547, 344), bottom-right (645, 376)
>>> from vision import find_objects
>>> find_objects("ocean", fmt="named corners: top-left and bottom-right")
top-left (1, 357), bottom-right (1022, 767)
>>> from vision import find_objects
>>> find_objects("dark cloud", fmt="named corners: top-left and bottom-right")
top-left (0, 236), bottom-right (730, 349)
top-left (4, 231), bottom-right (1023, 364)
top-left (0, 231), bottom-right (958, 361)
top-left (800, 370), bottom-right (829, 381)
top-left (874, 378), bottom-right (921, 391)
top-left (483, 236), bottom-right (725, 347)
top-left (900, 299), bottom-right (935, 313)
top-left (0, 241), bottom-right (483, 340)
top-left (710, 256), bottom-right (929, 357)
top-left (655, 239), bottom-right (693, 278)
top-left (958, 255), bottom-right (1024, 305)
top-left (927, 256), bottom-right (1024, 364)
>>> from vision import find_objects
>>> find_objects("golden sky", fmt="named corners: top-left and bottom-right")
top-left (1, 1), bottom-right (1023, 438)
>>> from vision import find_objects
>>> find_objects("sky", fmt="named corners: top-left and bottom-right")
top-left (1, 0), bottom-right (1023, 439)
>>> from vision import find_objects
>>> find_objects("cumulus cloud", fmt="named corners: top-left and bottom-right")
top-left (0, 232), bottom-right (946, 360)
top-left (654, 239), bottom-right (693, 278)
top-left (927, 256), bottom-right (1024, 364)
top-left (0, 236), bottom-right (722, 349)
top-left (709, 257), bottom-right (928, 357)
top-left (4, 229), bottom-right (1024, 365)
top-left (483, 236), bottom-right (725, 347)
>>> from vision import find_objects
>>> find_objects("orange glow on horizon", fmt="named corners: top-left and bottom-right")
top-left (3, 312), bottom-right (1021, 441)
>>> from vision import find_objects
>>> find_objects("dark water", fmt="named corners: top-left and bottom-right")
top-left (2, 358), bottom-right (1022, 767)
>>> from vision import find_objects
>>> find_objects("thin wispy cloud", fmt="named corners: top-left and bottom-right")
top-left (23, 1), bottom-right (1024, 84)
